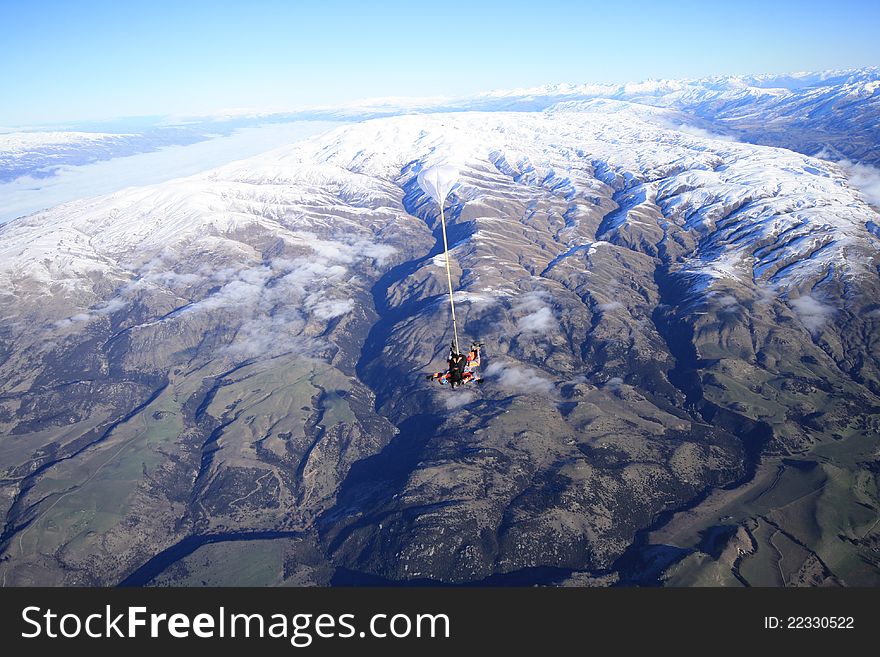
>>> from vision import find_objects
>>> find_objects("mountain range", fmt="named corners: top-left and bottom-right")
top-left (1, 70), bottom-right (879, 586)
top-left (3, 67), bottom-right (879, 185)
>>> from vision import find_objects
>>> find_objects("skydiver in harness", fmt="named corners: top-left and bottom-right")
top-left (427, 342), bottom-right (485, 388)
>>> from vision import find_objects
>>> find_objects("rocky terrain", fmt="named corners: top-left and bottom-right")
top-left (1, 94), bottom-right (879, 586)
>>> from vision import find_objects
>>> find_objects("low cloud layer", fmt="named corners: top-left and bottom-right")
top-left (443, 390), bottom-right (476, 410)
top-left (485, 361), bottom-right (554, 395)
top-left (55, 296), bottom-right (128, 328)
top-left (517, 306), bottom-right (554, 332)
top-left (513, 291), bottom-right (557, 335)
top-left (450, 290), bottom-right (499, 311)
top-left (838, 160), bottom-right (880, 207)
top-left (661, 121), bottom-right (737, 143)
top-left (54, 230), bottom-right (389, 359)
top-left (0, 122), bottom-right (339, 225)
top-left (710, 293), bottom-right (741, 315)
top-left (181, 254), bottom-right (360, 356)
top-left (790, 295), bottom-right (836, 335)
top-left (301, 232), bottom-right (396, 267)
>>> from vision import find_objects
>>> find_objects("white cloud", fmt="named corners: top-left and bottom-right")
top-left (605, 376), bottom-right (624, 390)
top-left (295, 231), bottom-right (396, 266)
top-left (755, 285), bottom-right (778, 305)
top-left (790, 295), bottom-right (836, 334)
top-left (443, 390), bottom-right (476, 410)
top-left (451, 291), bottom-right (497, 308)
top-left (54, 297), bottom-right (128, 328)
top-left (100, 297), bottom-right (128, 314)
top-left (0, 121), bottom-right (339, 225)
top-left (226, 313), bottom-right (308, 357)
top-left (515, 291), bottom-right (550, 312)
top-left (48, 230), bottom-right (383, 358)
top-left (144, 269), bottom-right (204, 289)
top-left (485, 361), bottom-right (554, 395)
top-left (184, 275), bottom-right (268, 313)
top-left (54, 313), bottom-right (91, 328)
top-left (837, 160), bottom-right (880, 207)
top-left (596, 301), bottom-right (623, 312)
top-left (311, 298), bottom-right (354, 320)
top-left (671, 123), bottom-right (737, 142)
top-left (517, 306), bottom-right (554, 333)
top-left (712, 293), bottom-right (740, 314)
top-left (513, 291), bottom-right (556, 334)
top-left (114, 243), bottom-right (366, 357)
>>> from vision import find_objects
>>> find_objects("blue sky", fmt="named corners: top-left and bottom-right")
top-left (2, 0), bottom-right (878, 127)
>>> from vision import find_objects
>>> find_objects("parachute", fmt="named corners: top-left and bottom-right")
top-left (418, 163), bottom-right (459, 209)
top-left (417, 164), bottom-right (461, 353)
top-left (418, 164), bottom-right (485, 388)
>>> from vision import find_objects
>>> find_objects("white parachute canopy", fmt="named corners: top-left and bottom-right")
top-left (417, 162), bottom-right (463, 353)
top-left (417, 164), bottom-right (460, 206)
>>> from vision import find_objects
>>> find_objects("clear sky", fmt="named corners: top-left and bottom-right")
top-left (2, 0), bottom-right (878, 127)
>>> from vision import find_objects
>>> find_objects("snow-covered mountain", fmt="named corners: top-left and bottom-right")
top-left (1, 95), bottom-right (879, 586)
top-left (293, 67), bottom-right (880, 165)
top-left (0, 131), bottom-right (139, 182)
top-left (4, 101), bottom-right (875, 314)
top-left (0, 125), bottom-right (231, 184)
top-left (3, 68), bottom-right (878, 188)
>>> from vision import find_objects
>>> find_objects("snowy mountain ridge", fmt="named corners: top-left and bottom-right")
top-left (3, 102), bottom-right (877, 319)
top-left (2, 67), bottom-right (878, 190)
top-left (490, 66), bottom-right (879, 95)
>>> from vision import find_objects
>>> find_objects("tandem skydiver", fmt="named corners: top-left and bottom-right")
top-left (427, 341), bottom-right (485, 388)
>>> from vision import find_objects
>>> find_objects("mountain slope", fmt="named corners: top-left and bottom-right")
top-left (1, 102), bottom-right (879, 585)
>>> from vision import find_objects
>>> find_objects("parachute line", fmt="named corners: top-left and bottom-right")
top-left (439, 201), bottom-right (460, 354)
top-left (417, 163), bottom-right (462, 354)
